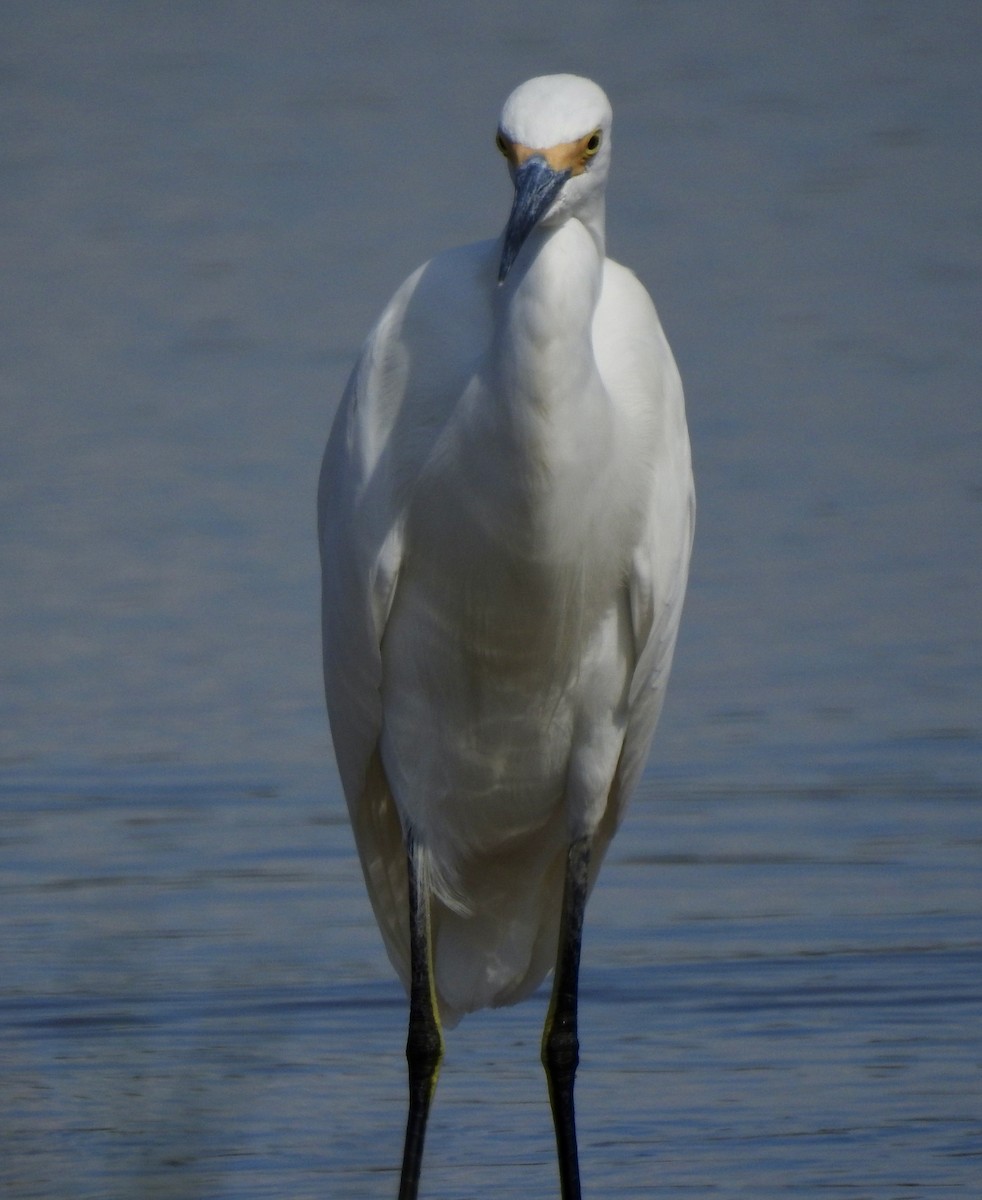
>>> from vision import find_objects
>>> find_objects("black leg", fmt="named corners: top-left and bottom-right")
top-left (398, 831), bottom-right (444, 1200)
top-left (542, 835), bottom-right (591, 1200)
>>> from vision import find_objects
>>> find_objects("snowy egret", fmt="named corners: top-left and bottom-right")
top-left (318, 74), bottom-right (694, 1199)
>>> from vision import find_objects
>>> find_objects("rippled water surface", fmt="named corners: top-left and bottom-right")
top-left (2, 3), bottom-right (980, 1197)
top-left (3, 771), bottom-right (980, 1198)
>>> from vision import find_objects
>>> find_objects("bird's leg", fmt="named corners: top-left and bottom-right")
top-left (542, 834), bottom-right (591, 1200)
top-left (398, 830), bottom-right (444, 1200)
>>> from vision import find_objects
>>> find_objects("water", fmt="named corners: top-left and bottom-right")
top-left (3, 770), bottom-right (979, 1197)
top-left (2, 2), bottom-right (980, 1197)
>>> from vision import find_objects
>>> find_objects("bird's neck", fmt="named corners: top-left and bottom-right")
top-left (480, 216), bottom-right (617, 566)
top-left (492, 216), bottom-right (606, 420)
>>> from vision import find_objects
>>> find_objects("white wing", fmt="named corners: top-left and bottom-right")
top-left (318, 239), bottom-right (498, 988)
top-left (588, 259), bottom-right (695, 870)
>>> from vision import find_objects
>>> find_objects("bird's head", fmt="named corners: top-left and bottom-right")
top-left (496, 74), bottom-right (612, 283)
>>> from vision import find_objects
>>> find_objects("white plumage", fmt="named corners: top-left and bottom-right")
top-left (318, 74), bottom-right (693, 1032)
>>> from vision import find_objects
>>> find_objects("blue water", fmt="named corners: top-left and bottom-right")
top-left (2, 3), bottom-right (979, 1197)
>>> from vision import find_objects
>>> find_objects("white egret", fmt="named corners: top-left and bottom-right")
top-left (318, 74), bottom-right (694, 1199)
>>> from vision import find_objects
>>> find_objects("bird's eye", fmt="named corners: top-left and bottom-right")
top-left (584, 130), bottom-right (602, 157)
top-left (495, 131), bottom-right (509, 157)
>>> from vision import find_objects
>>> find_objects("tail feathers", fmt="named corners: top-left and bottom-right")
top-left (352, 756), bottom-right (571, 1028)
top-left (431, 841), bottom-right (567, 1026)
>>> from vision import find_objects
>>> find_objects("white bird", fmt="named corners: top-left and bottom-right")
top-left (319, 74), bottom-right (694, 1200)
